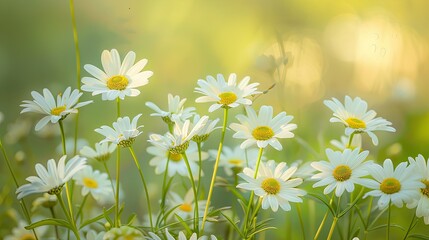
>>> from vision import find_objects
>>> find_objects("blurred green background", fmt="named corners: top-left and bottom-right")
top-left (1, 0), bottom-right (429, 239)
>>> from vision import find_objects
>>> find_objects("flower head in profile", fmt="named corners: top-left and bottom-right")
top-left (210, 146), bottom-right (263, 176)
top-left (330, 135), bottom-right (362, 151)
top-left (80, 142), bottom-right (117, 162)
top-left (407, 155), bottom-right (429, 224)
top-left (148, 141), bottom-right (208, 178)
top-left (363, 159), bottom-right (424, 209)
top-left (324, 96), bottom-right (395, 145)
top-left (195, 73), bottom-right (260, 112)
top-left (20, 87), bottom-right (92, 130)
top-left (311, 148), bottom-right (373, 197)
top-left (230, 105), bottom-right (297, 151)
top-left (104, 225), bottom-right (143, 240)
top-left (31, 193), bottom-right (57, 211)
top-left (237, 160), bottom-right (306, 212)
top-left (190, 114), bottom-right (219, 143)
top-left (146, 94), bottom-right (195, 124)
top-left (16, 155), bottom-right (87, 199)
top-left (4, 219), bottom-right (48, 240)
top-left (82, 49), bottom-right (153, 100)
top-left (148, 117), bottom-right (208, 154)
top-left (73, 166), bottom-right (113, 205)
top-left (95, 114), bottom-right (143, 147)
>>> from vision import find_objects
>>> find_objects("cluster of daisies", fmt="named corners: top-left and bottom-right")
top-left (4, 48), bottom-right (428, 240)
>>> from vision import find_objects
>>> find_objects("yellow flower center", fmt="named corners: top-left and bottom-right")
top-left (345, 117), bottom-right (366, 129)
top-left (252, 126), bottom-right (274, 141)
top-left (179, 203), bottom-right (193, 212)
top-left (218, 92), bottom-right (237, 105)
top-left (107, 75), bottom-right (129, 90)
top-left (51, 106), bottom-right (66, 116)
top-left (169, 153), bottom-right (182, 162)
top-left (421, 179), bottom-right (429, 197)
top-left (333, 165), bottom-right (352, 181)
top-left (228, 159), bottom-right (243, 166)
top-left (261, 178), bottom-right (281, 195)
top-left (19, 233), bottom-right (36, 240)
top-left (380, 177), bottom-right (401, 194)
top-left (83, 177), bottom-right (98, 189)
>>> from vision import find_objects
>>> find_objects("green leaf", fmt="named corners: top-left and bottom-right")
top-left (127, 213), bottom-right (137, 225)
top-left (25, 218), bottom-right (72, 230)
top-left (247, 226), bottom-right (276, 238)
top-left (80, 205), bottom-right (114, 229)
top-left (306, 193), bottom-right (335, 216)
top-left (408, 234), bottom-right (429, 240)
top-left (220, 211), bottom-right (244, 238)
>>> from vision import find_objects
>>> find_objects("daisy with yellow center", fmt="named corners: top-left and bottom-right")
top-left (95, 114), bottom-right (143, 147)
top-left (195, 73), bottom-right (260, 112)
top-left (73, 166), bottom-right (113, 205)
top-left (80, 142), bottom-right (117, 162)
top-left (363, 159), bottom-right (424, 209)
top-left (407, 155), bottom-right (429, 224)
top-left (4, 220), bottom-right (48, 240)
top-left (82, 49), bottom-right (153, 101)
top-left (230, 105), bottom-right (297, 151)
top-left (20, 87), bottom-right (92, 131)
top-left (168, 189), bottom-right (207, 221)
top-left (311, 148), bottom-right (373, 197)
top-left (147, 141), bottom-right (208, 177)
top-left (210, 146), bottom-right (263, 176)
top-left (237, 160), bottom-right (306, 212)
top-left (324, 96), bottom-right (395, 146)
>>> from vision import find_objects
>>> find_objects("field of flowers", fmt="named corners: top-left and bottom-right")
top-left (1, 1), bottom-right (429, 240)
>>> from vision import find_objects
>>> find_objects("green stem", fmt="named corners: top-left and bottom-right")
top-left (129, 146), bottom-right (154, 231)
top-left (57, 193), bottom-right (80, 240)
top-left (327, 217), bottom-right (338, 240)
top-left (403, 214), bottom-right (417, 240)
top-left (347, 132), bottom-right (355, 149)
top-left (314, 196), bottom-right (334, 240)
top-left (297, 204), bottom-right (306, 240)
top-left (59, 120), bottom-right (67, 155)
top-left (182, 151), bottom-right (199, 233)
top-left (158, 153), bottom-right (171, 228)
top-left (387, 201), bottom-right (391, 240)
top-left (114, 146), bottom-right (121, 227)
top-left (102, 161), bottom-right (116, 199)
top-left (0, 140), bottom-right (39, 240)
top-left (116, 97), bottom-right (121, 118)
top-left (49, 207), bottom-right (60, 240)
top-left (75, 194), bottom-right (88, 221)
top-left (196, 142), bottom-right (203, 198)
top-left (242, 148), bottom-right (264, 236)
top-left (201, 108), bottom-right (229, 233)
top-left (348, 191), bottom-right (354, 239)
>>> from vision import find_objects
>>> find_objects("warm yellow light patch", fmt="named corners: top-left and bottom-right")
top-left (19, 233), bottom-right (36, 240)
top-left (252, 126), bottom-right (274, 141)
top-left (51, 106), bottom-right (66, 116)
top-left (218, 92), bottom-right (237, 105)
top-left (345, 117), bottom-right (366, 129)
top-left (333, 165), bottom-right (352, 181)
top-left (261, 178), bottom-right (281, 195)
top-left (179, 203), bottom-right (192, 212)
top-left (83, 177), bottom-right (98, 189)
top-left (107, 75), bottom-right (129, 90)
top-left (380, 177), bottom-right (401, 194)
top-left (421, 179), bottom-right (429, 197)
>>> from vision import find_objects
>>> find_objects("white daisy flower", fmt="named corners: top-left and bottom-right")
top-left (148, 117), bottom-right (208, 154)
top-left (103, 225), bottom-right (143, 240)
top-left (230, 105), bottom-right (297, 151)
top-left (195, 73), bottom-right (260, 112)
top-left (324, 96), bottom-right (395, 145)
top-left (148, 141), bottom-right (208, 177)
top-left (146, 229), bottom-right (217, 240)
top-left (82, 49), bottom-right (153, 101)
top-left (209, 146), bottom-right (262, 176)
top-left (80, 142), bottom-right (117, 162)
top-left (95, 114), bottom-right (143, 147)
top-left (73, 166), bottom-right (113, 205)
top-left (237, 160), bottom-right (306, 212)
top-left (20, 87), bottom-right (92, 131)
top-left (190, 114), bottom-right (219, 143)
top-left (407, 155), bottom-right (429, 224)
top-left (16, 155), bottom-right (87, 199)
top-left (31, 193), bottom-right (57, 211)
top-left (145, 94), bottom-right (195, 124)
top-left (168, 189), bottom-right (207, 220)
top-left (311, 148), bottom-right (373, 197)
top-left (363, 159), bottom-right (424, 209)
top-left (4, 219), bottom-right (48, 240)
top-left (330, 135), bottom-right (362, 151)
